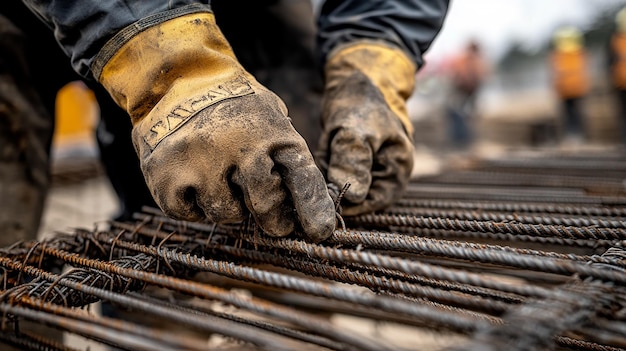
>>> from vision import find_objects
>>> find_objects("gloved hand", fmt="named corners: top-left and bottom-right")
top-left (97, 12), bottom-right (335, 241)
top-left (317, 41), bottom-right (417, 216)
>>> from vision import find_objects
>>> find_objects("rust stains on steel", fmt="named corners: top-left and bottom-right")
top-left (0, 150), bottom-right (625, 350)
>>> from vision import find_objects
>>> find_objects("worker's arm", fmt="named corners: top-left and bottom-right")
top-left (317, 0), bottom-right (449, 70)
top-left (315, 0), bottom-right (449, 215)
top-left (20, 1), bottom-right (336, 241)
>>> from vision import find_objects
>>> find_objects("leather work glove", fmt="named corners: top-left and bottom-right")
top-left (97, 12), bottom-right (335, 241)
top-left (317, 41), bottom-right (416, 216)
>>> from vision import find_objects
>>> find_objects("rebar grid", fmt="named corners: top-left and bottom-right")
top-left (0, 150), bottom-right (625, 350)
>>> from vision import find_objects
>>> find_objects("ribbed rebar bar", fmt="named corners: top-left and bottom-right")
top-left (215, 244), bottom-right (509, 316)
top-left (555, 336), bottom-right (626, 351)
top-left (386, 206), bottom-right (626, 228)
top-left (131, 216), bottom-right (554, 298)
top-left (349, 213), bottom-right (626, 241)
top-left (243, 235), bottom-right (551, 297)
top-left (393, 199), bottom-right (626, 217)
top-left (404, 188), bottom-right (626, 205)
top-left (475, 157), bottom-right (626, 172)
top-left (2, 149), bottom-right (625, 351)
top-left (0, 259), bottom-right (310, 351)
top-left (387, 226), bottom-right (617, 248)
top-left (415, 171), bottom-right (626, 194)
top-left (0, 303), bottom-right (181, 351)
top-left (447, 281), bottom-right (621, 351)
top-left (119, 217), bottom-right (532, 307)
top-left (2, 295), bottom-right (210, 351)
top-left (327, 230), bottom-right (626, 284)
top-left (106, 235), bottom-right (490, 334)
top-left (127, 291), bottom-right (350, 351)
top-left (0, 254), bottom-right (383, 351)
top-left (0, 330), bottom-right (76, 351)
top-left (135, 212), bottom-right (626, 277)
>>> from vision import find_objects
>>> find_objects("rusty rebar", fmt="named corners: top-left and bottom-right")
top-left (393, 199), bottom-right (626, 217)
top-left (41, 249), bottom-right (392, 351)
top-left (349, 213), bottom-right (626, 241)
top-left (1, 149), bottom-right (625, 351)
top-left (447, 281), bottom-right (623, 351)
top-left (415, 171), bottom-right (626, 194)
top-left (386, 206), bottom-right (626, 228)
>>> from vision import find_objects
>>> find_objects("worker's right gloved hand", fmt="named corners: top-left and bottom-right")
top-left (316, 41), bottom-right (417, 216)
top-left (96, 12), bottom-right (335, 242)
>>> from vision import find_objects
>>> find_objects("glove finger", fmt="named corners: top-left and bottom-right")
top-left (148, 163), bottom-right (245, 223)
top-left (340, 180), bottom-right (396, 216)
top-left (273, 145), bottom-right (336, 242)
top-left (231, 154), bottom-right (296, 238)
top-left (326, 128), bottom-right (373, 203)
top-left (341, 139), bottom-right (414, 216)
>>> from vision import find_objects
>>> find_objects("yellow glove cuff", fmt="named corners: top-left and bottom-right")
top-left (99, 12), bottom-right (246, 125)
top-left (325, 41), bottom-right (417, 136)
top-left (99, 12), bottom-right (260, 151)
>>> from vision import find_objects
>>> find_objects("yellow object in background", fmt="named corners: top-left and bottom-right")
top-left (53, 81), bottom-right (98, 150)
top-left (552, 26), bottom-right (583, 53)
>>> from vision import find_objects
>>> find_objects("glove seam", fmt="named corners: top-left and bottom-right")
top-left (92, 3), bottom-right (213, 81)
top-left (326, 39), bottom-right (416, 74)
top-left (324, 40), bottom-right (416, 138)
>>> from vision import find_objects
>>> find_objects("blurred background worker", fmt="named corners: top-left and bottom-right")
top-left (549, 26), bottom-right (591, 144)
top-left (608, 6), bottom-right (626, 143)
top-left (445, 39), bottom-right (489, 149)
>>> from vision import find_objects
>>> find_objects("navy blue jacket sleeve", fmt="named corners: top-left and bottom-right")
top-left (19, 1), bottom-right (211, 78)
top-left (21, 0), bottom-right (448, 77)
top-left (317, 0), bottom-right (449, 70)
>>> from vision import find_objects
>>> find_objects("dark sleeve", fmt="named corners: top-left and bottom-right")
top-left (19, 1), bottom-right (211, 78)
top-left (317, 0), bottom-right (449, 69)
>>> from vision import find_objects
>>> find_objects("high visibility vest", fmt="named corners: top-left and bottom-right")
top-left (611, 33), bottom-right (626, 89)
top-left (53, 81), bottom-right (98, 148)
top-left (450, 53), bottom-right (486, 95)
top-left (550, 49), bottom-right (589, 99)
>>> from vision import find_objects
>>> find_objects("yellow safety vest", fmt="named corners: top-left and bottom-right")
top-left (611, 33), bottom-right (626, 89)
top-left (550, 49), bottom-right (589, 99)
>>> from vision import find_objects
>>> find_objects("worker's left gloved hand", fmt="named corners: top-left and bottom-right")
top-left (96, 12), bottom-right (335, 241)
top-left (316, 41), bottom-right (416, 216)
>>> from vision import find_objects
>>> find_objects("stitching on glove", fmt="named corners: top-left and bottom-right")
top-left (143, 76), bottom-right (254, 150)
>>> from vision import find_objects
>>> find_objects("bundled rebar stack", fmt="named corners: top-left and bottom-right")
top-left (0, 149), bottom-right (625, 351)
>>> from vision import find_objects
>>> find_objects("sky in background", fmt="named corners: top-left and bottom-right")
top-left (426, 0), bottom-right (626, 63)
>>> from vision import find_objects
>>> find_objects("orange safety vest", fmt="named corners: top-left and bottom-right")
top-left (611, 33), bottom-right (626, 89)
top-left (450, 52), bottom-right (486, 95)
top-left (550, 49), bottom-right (589, 99)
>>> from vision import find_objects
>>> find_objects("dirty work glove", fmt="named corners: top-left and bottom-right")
top-left (97, 12), bottom-right (335, 241)
top-left (317, 41), bottom-right (416, 216)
